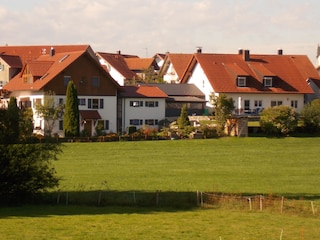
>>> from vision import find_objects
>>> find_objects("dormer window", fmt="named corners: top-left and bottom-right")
top-left (237, 76), bottom-right (246, 87)
top-left (263, 77), bottom-right (273, 87)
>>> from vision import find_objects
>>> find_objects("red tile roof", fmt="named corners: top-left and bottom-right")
top-left (125, 58), bottom-right (159, 71)
top-left (162, 54), bottom-right (193, 79)
top-left (96, 52), bottom-right (137, 79)
top-left (0, 45), bottom-right (89, 64)
top-left (119, 85), bottom-right (168, 98)
top-left (2, 45), bottom-right (119, 92)
top-left (0, 54), bottom-right (23, 68)
top-left (181, 53), bottom-right (317, 94)
top-left (4, 49), bottom-right (85, 91)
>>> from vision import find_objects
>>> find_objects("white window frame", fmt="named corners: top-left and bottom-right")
top-left (263, 77), bottom-right (273, 87)
top-left (237, 77), bottom-right (246, 87)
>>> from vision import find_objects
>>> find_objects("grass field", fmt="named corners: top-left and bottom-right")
top-left (55, 137), bottom-right (320, 196)
top-left (1, 137), bottom-right (320, 239)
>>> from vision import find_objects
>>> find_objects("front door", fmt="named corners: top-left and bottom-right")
top-left (84, 120), bottom-right (92, 136)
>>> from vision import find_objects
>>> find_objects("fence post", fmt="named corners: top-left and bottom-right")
top-left (248, 197), bottom-right (252, 211)
top-left (259, 195), bottom-right (263, 211)
top-left (311, 201), bottom-right (315, 215)
top-left (196, 191), bottom-right (199, 206)
top-left (98, 191), bottom-right (102, 206)
top-left (57, 191), bottom-right (61, 204)
top-left (156, 190), bottom-right (160, 206)
top-left (200, 192), bottom-right (203, 206)
top-left (133, 191), bottom-right (136, 204)
top-left (280, 196), bottom-right (284, 214)
top-left (66, 192), bottom-right (69, 205)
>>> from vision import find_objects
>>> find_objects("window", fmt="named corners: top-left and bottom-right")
top-left (271, 101), bottom-right (283, 107)
top-left (97, 120), bottom-right (109, 131)
top-left (88, 98), bottom-right (104, 109)
top-left (92, 76), bottom-right (100, 87)
top-left (291, 100), bottom-right (298, 109)
top-left (64, 76), bottom-right (71, 86)
top-left (254, 100), bottom-right (262, 107)
top-left (145, 119), bottom-right (159, 125)
top-left (145, 101), bottom-right (159, 107)
top-left (78, 98), bottom-right (86, 106)
top-left (130, 119), bottom-right (143, 125)
top-left (263, 77), bottom-right (273, 87)
top-left (237, 77), bottom-right (246, 87)
top-left (244, 100), bottom-right (250, 112)
top-left (33, 98), bottom-right (42, 108)
top-left (59, 98), bottom-right (64, 105)
top-left (59, 120), bottom-right (63, 131)
top-left (130, 101), bottom-right (143, 107)
top-left (0, 81), bottom-right (3, 88)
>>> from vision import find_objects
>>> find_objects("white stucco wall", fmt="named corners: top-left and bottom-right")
top-left (163, 63), bottom-right (179, 83)
top-left (121, 97), bottom-right (166, 131)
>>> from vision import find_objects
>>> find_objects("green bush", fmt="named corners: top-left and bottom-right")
top-left (300, 99), bottom-right (320, 133)
top-left (260, 105), bottom-right (298, 136)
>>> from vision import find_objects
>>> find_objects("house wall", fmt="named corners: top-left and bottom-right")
top-left (226, 93), bottom-right (304, 113)
top-left (121, 97), bottom-right (166, 132)
top-left (163, 63), bottom-right (179, 83)
top-left (44, 56), bottom-right (118, 96)
top-left (0, 60), bottom-right (9, 88)
top-left (186, 63), bottom-right (214, 109)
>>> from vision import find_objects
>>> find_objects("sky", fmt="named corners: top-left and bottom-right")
top-left (0, 0), bottom-right (319, 65)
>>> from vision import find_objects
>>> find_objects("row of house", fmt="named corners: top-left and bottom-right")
top-left (1, 44), bottom-right (320, 137)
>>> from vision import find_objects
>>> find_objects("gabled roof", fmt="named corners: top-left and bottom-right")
top-left (125, 58), bottom-right (159, 71)
top-left (0, 45), bottom-right (90, 64)
top-left (119, 85), bottom-right (168, 98)
top-left (181, 52), bottom-right (317, 94)
top-left (0, 54), bottom-right (23, 68)
top-left (96, 52), bottom-right (137, 80)
top-left (3, 45), bottom-right (119, 92)
top-left (160, 53), bottom-right (193, 79)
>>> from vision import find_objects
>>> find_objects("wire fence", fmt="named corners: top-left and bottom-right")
top-left (198, 192), bottom-right (318, 216)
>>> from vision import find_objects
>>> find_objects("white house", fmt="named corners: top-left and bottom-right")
top-left (180, 49), bottom-right (319, 114)
top-left (2, 45), bottom-right (120, 137)
top-left (118, 85), bottom-right (167, 132)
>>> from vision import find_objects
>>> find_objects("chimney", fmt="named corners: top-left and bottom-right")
top-left (116, 50), bottom-right (121, 55)
top-left (243, 49), bottom-right (250, 61)
top-left (196, 46), bottom-right (202, 53)
top-left (49, 47), bottom-right (55, 57)
top-left (278, 49), bottom-right (283, 55)
top-left (238, 48), bottom-right (243, 55)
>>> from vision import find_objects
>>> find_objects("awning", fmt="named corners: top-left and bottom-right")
top-left (80, 110), bottom-right (101, 120)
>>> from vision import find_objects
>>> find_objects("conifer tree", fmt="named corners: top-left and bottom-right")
top-left (5, 97), bottom-right (20, 143)
top-left (177, 104), bottom-right (190, 128)
top-left (64, 81), bottom-right (79, 137)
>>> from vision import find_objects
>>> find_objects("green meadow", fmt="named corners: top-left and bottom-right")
top-left (0, 137), bottom-right (320, 239)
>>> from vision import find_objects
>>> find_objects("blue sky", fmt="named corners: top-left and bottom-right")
top-left (0, 0), bottom-right (319, 65)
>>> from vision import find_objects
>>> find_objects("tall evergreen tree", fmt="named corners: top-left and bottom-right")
top-left (64, 81), bottom-right (79, 137)
top-left (5, 97), bottom-right (20, 143)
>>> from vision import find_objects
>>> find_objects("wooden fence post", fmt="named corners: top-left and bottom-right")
top-left (280, 196), bottom-right (284, 214)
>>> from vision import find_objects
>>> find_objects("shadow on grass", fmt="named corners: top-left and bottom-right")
top-left (0, 190), bottom-right (319, 218)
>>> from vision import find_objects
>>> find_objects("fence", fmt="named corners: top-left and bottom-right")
top-left (199, 192), bottom-right (318, 215)
top-left (33, 190), bottom-right (319, 216)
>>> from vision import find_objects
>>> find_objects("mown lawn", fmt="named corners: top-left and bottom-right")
top-left (0, 205), bottom-right (319, 239)
top-left (55, 137), bottom-right (320, 196)
top-left (1, 137), bottom-right (320, 239)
